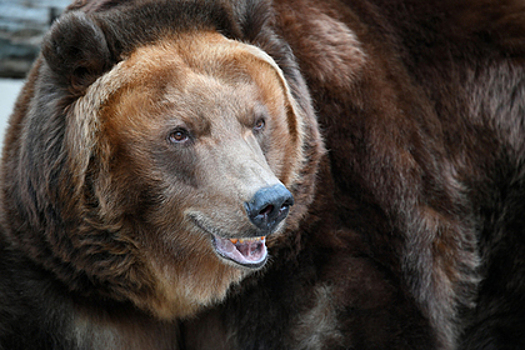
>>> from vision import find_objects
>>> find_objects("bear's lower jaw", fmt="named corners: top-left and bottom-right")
top-left (212, 235), bottom-right (268, 269)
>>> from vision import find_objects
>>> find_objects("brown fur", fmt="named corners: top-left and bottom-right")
top-left (0, 5), bottom-right (321, 348)
top-left (2, 0), bottom-right (525, 349)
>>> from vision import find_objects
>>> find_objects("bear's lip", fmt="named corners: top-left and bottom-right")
top-left (187, 213), bottom-right (269, 269)
top-left (211, 235), bottom-right (268, 269)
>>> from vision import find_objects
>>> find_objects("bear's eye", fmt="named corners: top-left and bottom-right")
top-left (253, 118), bottom-right (266, 132)
top-left (168, 129), bottom-right (190, 144)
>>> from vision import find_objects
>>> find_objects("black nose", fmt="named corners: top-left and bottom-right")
top-left (245, 184), bottom-right (294, 233)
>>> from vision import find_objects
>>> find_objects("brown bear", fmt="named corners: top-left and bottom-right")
top-left (1, 0), bottom-right (525, 349)
top-left (0, 1), bottom-right (321, 348)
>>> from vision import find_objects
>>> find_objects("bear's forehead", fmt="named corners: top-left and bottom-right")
top-left (117, 31), bottom-right (282, 92)
top-left (84, 31), bottom-right (288, 138)
top-left (85, 31), bottom-right (284, 109)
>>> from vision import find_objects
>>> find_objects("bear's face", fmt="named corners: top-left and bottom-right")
top-left (4, 7), bottom-right (322, 321)
top-left (68, 32), bottom-right (304, 317)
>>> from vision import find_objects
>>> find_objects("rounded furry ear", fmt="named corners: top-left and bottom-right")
top-left (42, 11), bottom-right (112, 93)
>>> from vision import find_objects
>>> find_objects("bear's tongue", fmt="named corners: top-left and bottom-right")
top-left (214, 236), bottom-right (267, 267)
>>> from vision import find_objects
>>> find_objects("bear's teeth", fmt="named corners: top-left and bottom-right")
top-left (229, 237), bottom-right (265, 244)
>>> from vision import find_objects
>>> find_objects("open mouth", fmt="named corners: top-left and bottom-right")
top-left (212, 235), bottom-right (268, 269)
top-left (188, 213), bottom-right (270, 269)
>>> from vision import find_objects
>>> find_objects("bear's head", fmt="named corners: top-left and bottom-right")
top-left (1, 1), bottom-right (322, 319)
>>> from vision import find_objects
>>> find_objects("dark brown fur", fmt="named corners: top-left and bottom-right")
top-left (0, 2), bottom-right (321, 348)
top-left (1, 0), bottom-right (525, 349)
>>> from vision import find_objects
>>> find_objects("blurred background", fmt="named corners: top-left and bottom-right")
top-left (0, 0), bottom-right (70, 145)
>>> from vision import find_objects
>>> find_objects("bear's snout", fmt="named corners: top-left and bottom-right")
top-left (244, 184), bottom-right (294, 234)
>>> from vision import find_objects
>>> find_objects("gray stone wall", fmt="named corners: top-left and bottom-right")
top-left (0, 0), bottom-right (70, 78)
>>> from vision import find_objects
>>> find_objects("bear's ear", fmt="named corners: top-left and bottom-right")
top-left (42, 11), bottom-right (112, 93)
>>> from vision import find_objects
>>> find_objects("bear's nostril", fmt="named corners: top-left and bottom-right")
top-left (281, 198), bottom-right (293, 209)
top-left (258, 204), bottom-right (274, 218)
